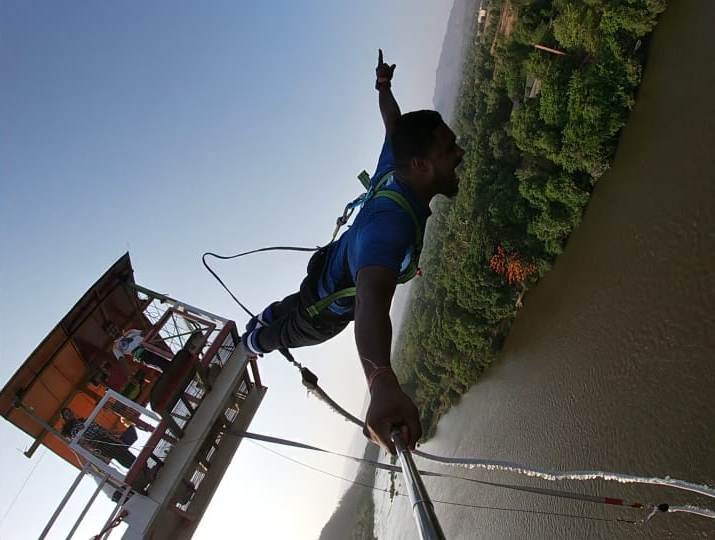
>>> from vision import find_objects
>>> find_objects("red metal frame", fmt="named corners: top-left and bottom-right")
top-left (197, 321), bottom-right (233, 369)
top-left (125, 419), bottom-right (169, 485)
top-left (249, 358), bottom-right (262, 388)
top-left (123, 321), bottom-right (244, 486)
top-left (141, 307), bottom-right (216, 361)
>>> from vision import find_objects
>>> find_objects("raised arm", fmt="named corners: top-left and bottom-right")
top-left (355, 265), bottom-right (422, 453)
top-left (376, 49), bottom-right (401, 136)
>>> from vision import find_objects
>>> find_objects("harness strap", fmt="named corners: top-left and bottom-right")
top-left (307, 183), bottom-right (423, 317)
top-left (357, 170), bottom-right (371, 189)
top-left (375, 189), bottom-right (423, 283)
top-left (330, 170), bottom-right (397, 243)
top-left (373, 170), bottom-right (394, 191)
top-left (305, 286), bottom-right (356, 317)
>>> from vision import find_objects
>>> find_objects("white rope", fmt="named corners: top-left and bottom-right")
top-left (413, 449), bottom-right (715, 501)
top-left (236, 430), bottom-right (715, 521)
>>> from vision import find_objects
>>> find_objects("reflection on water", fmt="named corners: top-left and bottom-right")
top-left (375, 1), bottom-right (715, 538)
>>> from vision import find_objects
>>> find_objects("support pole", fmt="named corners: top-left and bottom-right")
top-left (65, 474), bottom-right (109, 539)
top-left (39, 465), bottom-right (87, 539)
top-left (99, 484), bottom-right (131, 540)
top-left (391, 431), bottom-right (445, 540)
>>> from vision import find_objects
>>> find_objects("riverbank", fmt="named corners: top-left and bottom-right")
top-left (376, 0), bottom-right (715, 537)
top-left (393, 0), bottom-right (667, 439)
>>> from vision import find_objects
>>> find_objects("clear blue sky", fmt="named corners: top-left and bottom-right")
top-left (0, 1), bottom-right (453, 538)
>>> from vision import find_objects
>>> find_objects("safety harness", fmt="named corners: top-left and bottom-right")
top-left (305, 169), bottom-right (423, 317)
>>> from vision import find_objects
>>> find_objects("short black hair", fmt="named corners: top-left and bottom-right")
top-left (390, 110), bottom-right (444, 171)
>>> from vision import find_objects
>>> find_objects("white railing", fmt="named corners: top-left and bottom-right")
top-left (40, 390), bottom-right (162, 539)
top-left (68, 390), bottom-right (161, 483)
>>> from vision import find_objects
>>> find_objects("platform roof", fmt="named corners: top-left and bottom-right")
top-left (0, 253), bottom-right (150, 462)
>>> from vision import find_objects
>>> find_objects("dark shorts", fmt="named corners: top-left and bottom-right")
top-left (255, 248), bottom-right (352, 352)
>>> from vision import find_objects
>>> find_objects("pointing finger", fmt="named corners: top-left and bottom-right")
top-left (378, 48), bottom-right (384, 65)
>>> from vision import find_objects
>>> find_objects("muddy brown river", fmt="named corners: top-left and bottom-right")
top-left (374, 2), bottom-right (715, 538)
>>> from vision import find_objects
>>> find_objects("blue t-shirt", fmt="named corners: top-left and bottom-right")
top-left (317, 137), bottom-right (430, 316)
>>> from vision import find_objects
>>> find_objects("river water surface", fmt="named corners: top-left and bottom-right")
top-left (374, 2), bottom-right (715, 538)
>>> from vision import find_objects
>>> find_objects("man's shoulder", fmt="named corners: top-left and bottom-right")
top-left (351, 201), bottom-right (415, 253)
top-left (371, 167), bottom-right (395, 187)
top-left (361, 193), bottom-right (414, 225)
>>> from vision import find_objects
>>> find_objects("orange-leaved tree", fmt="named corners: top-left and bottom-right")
top-left (489, 245), bottom-right (537, 285)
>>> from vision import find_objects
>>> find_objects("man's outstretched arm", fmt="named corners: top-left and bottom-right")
top-left (355, 265), bottom-right (422, 454)
top-left (376, 49), bottom-right (401, 136)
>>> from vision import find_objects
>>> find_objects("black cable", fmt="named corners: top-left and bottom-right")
top-left (202, 245), bottom-right (322, 372)
top-left (249, 441), bottom-right (640, 526)
top-left (202, 246), bottom-right (319, 321)
top-left (91, 427), bottom-right (653, 518)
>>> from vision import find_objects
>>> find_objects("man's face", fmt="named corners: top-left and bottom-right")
top-left (427, 123), bottom-right (464, 198)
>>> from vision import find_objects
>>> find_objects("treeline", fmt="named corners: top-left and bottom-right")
top-left (394, 0), bottom-right (666, 438)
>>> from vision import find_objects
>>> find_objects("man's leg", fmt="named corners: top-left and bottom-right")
top-left (246, 292), bottom-right (301, 333)
top-left (255, 300), bottom-right (349, 352)
top-left (245, 247), bottom-right (350, 353)
top-left (267, 295), bottom-right (301, 320)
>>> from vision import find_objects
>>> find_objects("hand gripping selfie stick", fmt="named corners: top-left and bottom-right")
top-left (391, 430), bottom-right (446, 540)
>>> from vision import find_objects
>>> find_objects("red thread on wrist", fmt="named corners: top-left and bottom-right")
top-left (368, 366), bottom-right (395, 390)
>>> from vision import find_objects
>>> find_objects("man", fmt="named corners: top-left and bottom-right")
top-left (61, 408), bottom-right (157, 495)
top-left (242, 50), bottom-right (464, 453)
top-left (60, 407), bottom-right (138, 469)
top-left (107, 325), bottom-right (172, 373)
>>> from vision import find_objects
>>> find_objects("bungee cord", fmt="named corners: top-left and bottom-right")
top-left (409, 449), bottom-right (715, 504)
top-left (234, 430), bottom-right (715, 522)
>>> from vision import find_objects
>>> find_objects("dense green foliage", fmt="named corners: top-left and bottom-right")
top-left (394, 0), bottom-right (666, 438)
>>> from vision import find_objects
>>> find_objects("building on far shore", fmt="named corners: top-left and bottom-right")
top-left (525, 76), bottom-right (542, 100)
